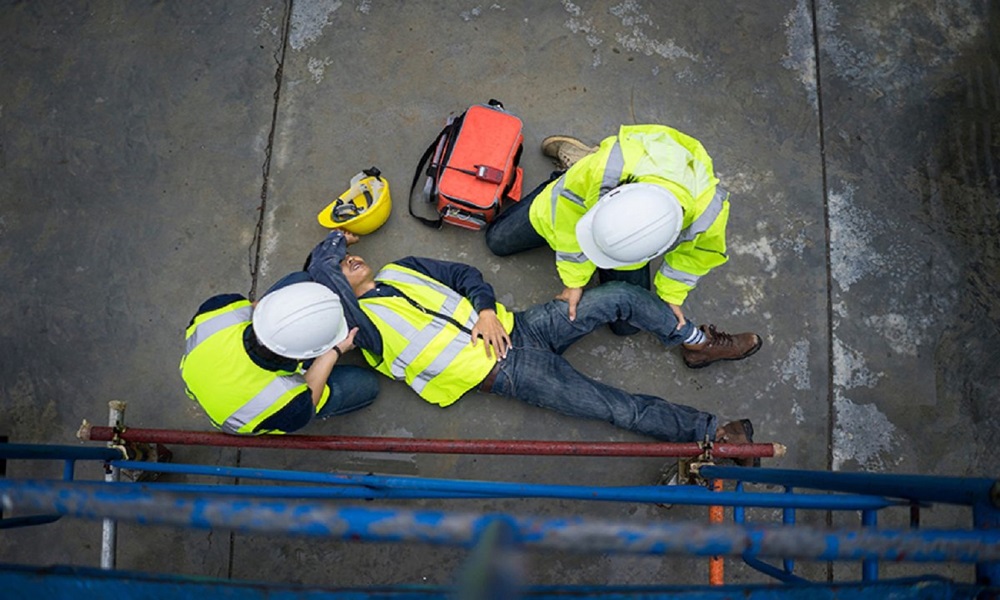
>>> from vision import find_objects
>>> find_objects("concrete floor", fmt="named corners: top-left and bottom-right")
top-left (1, 0), bottom-right (997, 589)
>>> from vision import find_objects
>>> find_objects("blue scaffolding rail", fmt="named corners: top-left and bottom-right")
top-left (1, 437), bottom-right (997, 598)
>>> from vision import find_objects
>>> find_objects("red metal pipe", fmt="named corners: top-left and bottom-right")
top-left (82, 426), bottom-right (782, 459)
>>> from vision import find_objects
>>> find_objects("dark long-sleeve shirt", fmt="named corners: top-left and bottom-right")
top-left (305, 230), bottom-right (499, 365)
top-left (188, 287), bottom-right (313, 434)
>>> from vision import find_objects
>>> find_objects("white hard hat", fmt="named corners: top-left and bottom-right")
top-left (252, 282), bottom-right (349, 359)
top-left (576, 183), bottom-right (683, 269)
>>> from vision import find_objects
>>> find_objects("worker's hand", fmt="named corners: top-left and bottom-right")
top-left (556, 286), bottom-right (584, 321)
top-left (343, 232), bottom-right (361, 245)
top-left (336, 327), bottom-right (359, 354)
top-left (470, 309), bottom-right (511, 360)
top-left (668, 303), bottom-right (686, 330)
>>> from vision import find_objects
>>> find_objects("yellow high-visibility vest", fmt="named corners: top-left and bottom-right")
top-left (359, 264), bottom-right (515, 406)
top-left (179, 300), bottom-right (329, 434)
top-left (529, 124), bottom-right (730, 305)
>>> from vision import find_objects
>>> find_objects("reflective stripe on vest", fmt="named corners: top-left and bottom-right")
top-left (376, 268), bottom-right (477, 329)
top-left (556, 251), bottom-right (590, 263)
top-left (601, 140), bottom-right (625, 196)
top-left (367, 268), bottom-right (480, 394)
top-left (604, 186), bottom-right (727, 285)
top-left (666, 186), bottom-right (728, 253)
top-left (548, 139), bottom-right (625, 223)
top-left (658, 263), bottom-right (701, 287)
top-left (185, 306), bottom-right (252, 356)
top-left (221, 374), bottom-right (305, 434)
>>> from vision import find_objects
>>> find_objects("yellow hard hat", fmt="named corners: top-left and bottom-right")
top-left (317, 167), bottom-right (392, 235)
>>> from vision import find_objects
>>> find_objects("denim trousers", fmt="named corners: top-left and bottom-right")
top-left (316, 364), bottom-right (380, 419)
top-left (484, 173), bottom-right (556, 256)
top-left (485, 173), bottom-right (653, 336)
top-left (485, 282), bottom-right (718, 443)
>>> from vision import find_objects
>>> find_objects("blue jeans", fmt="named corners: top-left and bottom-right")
top-left (484, 172), bottom-right (557, 256)
top-left (316, 364), bottom-right (379, 419)
top-left (486, 282), bottom-right (718, 443)
top-left (485, 173), bottom-right (653, 336)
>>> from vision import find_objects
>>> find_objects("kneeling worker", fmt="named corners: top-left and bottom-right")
top-left (180, 280), bottom-right (379, 434)
top-left (485, 124), bottom-right (761, 369)
top-left (306, 230), bottom-right (758, 460)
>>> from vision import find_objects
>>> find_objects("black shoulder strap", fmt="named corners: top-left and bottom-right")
top-left (408, 119), bottom-right (456, 228)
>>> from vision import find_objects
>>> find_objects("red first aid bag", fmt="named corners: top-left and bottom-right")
top-left (409, 100), bottom-right (524, 230)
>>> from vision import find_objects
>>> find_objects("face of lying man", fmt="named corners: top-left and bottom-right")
top-left (341, 253), bottom-right (375, 295)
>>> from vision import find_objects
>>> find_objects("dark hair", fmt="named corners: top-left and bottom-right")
top-left (243, 324), bottom-right (298, 371)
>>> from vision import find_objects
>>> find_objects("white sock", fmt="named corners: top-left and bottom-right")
top-left (684, 328), bottom-right (705, 345)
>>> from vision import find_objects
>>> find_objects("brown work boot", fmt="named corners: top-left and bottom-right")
top-left (541, 135), bottom-right (598, 170)
top-left (682, 325), bottom-right (762, 369)
top-left (716, 419), bottom-right (760, 467)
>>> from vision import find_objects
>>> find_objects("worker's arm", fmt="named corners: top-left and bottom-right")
top-left (305, 230), bottom-right (382, 355)
top-left (394, 256), bottom-right (499, 313)
top-left (395, 257), bottom-right (511, 359)
top-left (653, 204), bottom-right (730, 306)
top-left (253, 391), bottom-right (314, 434)
top-left (253, 328), bottom-right (358, 434)
top-left (303, 328), bottom-right (358, 404)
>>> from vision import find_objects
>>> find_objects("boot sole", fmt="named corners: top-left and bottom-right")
top-left (683, 335), bottom-right (763, 370)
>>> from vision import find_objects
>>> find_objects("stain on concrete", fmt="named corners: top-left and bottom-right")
top-left (864, 313), bottom-right (925, 357)
top-left (782, 0), bottom-right (818, 109)
top-left (254, 5), bottom-right (282, 39)
top-left (559, 0), bottom-right (697, 71)
top-left (259, 205), bottom-right (279, 280)
top-left (832, 391), bottom-right (898, 471)
top-left (832, 337), bottom-right (899, 470)
top-left (730, 236), bottom-right (779, 275)
top-left (817, 0), bottom-right (983, 103)
top-left (828, 184), bottom-right (885, 292)
top-left (609, 1), bottom-right (697, 63)
top-left (289, 0), bottom-right (343, 52)
top-left (306, 56), bottom-right (334, 83)
top-left (833, 337), bottom-right (882, 389)
top-left (777, 340), bottom-right (812, 393)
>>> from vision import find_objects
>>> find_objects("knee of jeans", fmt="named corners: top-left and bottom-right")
top-left (484, 231), bottom-right (514, 256)
top-left (356, 371), bottom-right (380, 402)
top-left (609, 320), bottom-right (640, 337)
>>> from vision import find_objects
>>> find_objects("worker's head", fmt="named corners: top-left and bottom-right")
top-left (341, 253), bottom-right (376, 297)
top-left (575, 183), bottom-right (683, 269)
top-left (251, 282), bottom-right (349, 359)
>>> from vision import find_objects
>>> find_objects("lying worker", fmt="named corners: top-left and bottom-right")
top-left (179, 273), bottom-right (379, 435)
top-left (305, 230), bottom-right (757, 461)
top-left (484, 124), bottom-right (760, 370)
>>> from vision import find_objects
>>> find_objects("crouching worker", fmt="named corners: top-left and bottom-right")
top-left (179, 279), bottom-right (379, 434)
top-left (305, 230), bottom-right (757, 461)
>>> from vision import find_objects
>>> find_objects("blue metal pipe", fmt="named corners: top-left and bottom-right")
top-left (783, 486), bottom-right (796, 575)
top-left (109, 460), bottom-right (897, 510)
top-left (741, 556), bottom-right (809, 584)
top-left (0, 515), bottom-right (62, 529)
top-left (64, 480), bottom-right (491, 500)
top-left (2, 480), bottom-right (999, 563)
top-left (701, 466), bottom-right (998, 508)
top-left (0, 564), bottom-right (987, 599)
top-left (861, 510), bottom-right (878, 581)
top-left (0, 444), bottom-right (122, 462)
top-left (974, 500), bottom-right (1000, 587)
